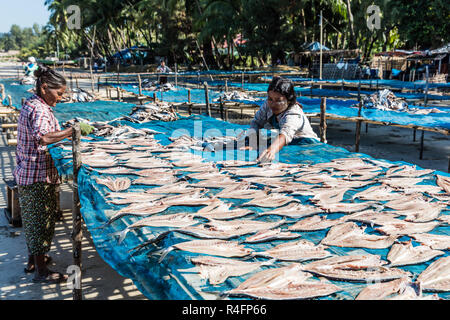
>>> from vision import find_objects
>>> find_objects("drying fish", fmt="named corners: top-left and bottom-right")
top-left (386, 166), bottom-right (433, 178)
top-left (258, 203), bottom-right (322, 219)
top-left (311, 187), bottom-right (349, 205)
top-left (356, 278), bottom-right (414, 300)
top-left (187, 172), bottom-right (227, 180)
top-left (256, 239), bottom-right (332, 262)
top-left (114, 213), bottom-right (199, 244)
top-left (225, 264), bottom-right (341, 300)
top-left (323, 179), bottom-right (376, 189)
top-left (295, 173), bottom-right (338, 185)
top-left (205, 218), bottom-right (286, 236)
top-left (376, 221), bottom-right (440, 236)
top-left (114, 152), bottom-right (150, 161)
top-left (379, 177), bottom-right (425, 189)
top-left (82, 157), bottom-right (117, 168)
top-left (133, 175), bottom-right (178, 186)
top-left (409, 233), bottom-right (450, 250)
top-left (342, 172), bottom-right (380, 181)
top-left (288, 215), bottom-right (343, 232)
top-left (190, 256), bottom-right (274, 285)
top-left (320, 201), bottom-right (377, 213)
top-left (416, 256), bottom-right (450, 292)
top-left (95, 143), bottom-right (131, 150)
top-left (216, 160), bottom-right (258, 167)
top-left (269, 182), bottom-right (318, 195)
top-left (107, 202), bottom-right (169, 225)
top-left (216, 184), bottom-right (268, 200)
top-left (226, 167), bottom-right (287, 178)
top-left (242, 193), bottom-right (299, 208)
top-left (193, 178), bottom-right (241, 189)
top-left (158, 239), bottom-right (254, 260)
top-left (303, 255), bottom-right (411, 283)
top-left (162, 192), bottom-right (216, 207)
top-left (135, 168), bottom-right (177, 177)
top-left (172, 159), bottom-right (205, 167)
top-left (400, 185), bottom-right (444, 195)
top-left (192, 200), bottom-right (252, 220)
top-left (106, 193), bottom-right (164, 205)
top-left (436, 175), bottom-right (450, 194)
top-left (383, 196), bottom-right (444, 222)
top-left (305, 254), bottom-right (387, 270)
top-left (145, 182), bottom-right (202, 195)
top-left (124, 158), bottom-right (172, 169)
top-left (96, 167), bottom-right (137, 175)
top-left (95, 177), bottom-right (131, 192)
top-left (342, 210), bottom-right (399, 226)
top-left (244, 228), bottom-right (300, 243)
top-left (353, 185), bottom-right (403, 201)
top-left (245, 177), bottom-right (292, 188)
top-left (386, 241), bottom-right (445, 267)
top-left (322, 222), bottom-right (397, 249)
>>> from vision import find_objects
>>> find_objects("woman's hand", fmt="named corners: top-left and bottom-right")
top-left (257, 146), bottom-right (277, 163)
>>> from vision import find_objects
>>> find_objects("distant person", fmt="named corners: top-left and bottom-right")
top-left (93, 62), bottom-right (99, 73)
top-left (15, 65), bottom-right (72, 284)
top-left (24, 57), bottom-right (38, 77)
top-left (245, 77), bottom-right (318, 163)
top-left (156, 60), bottom-right (172, 85)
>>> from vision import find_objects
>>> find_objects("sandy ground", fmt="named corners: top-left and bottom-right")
top-left (0, 61), bottom-right (449, 300)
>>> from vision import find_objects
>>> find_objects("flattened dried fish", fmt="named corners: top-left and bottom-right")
top-left (295, 173), bottom-right (338, 185)
top-left (320, 201), bottom-right (377, 213)
top-left (135, 168), bottom-right (175, 177)
top-left (114, 213), bottom-right (198, 244)
top-left (194, 202), bottom-right (253, 220)
top-left (386, 241), bottom-right (445, 267)
top-left (124, 158), bottom-right (172, 169)
top-left (256, 240), bottom-right (332, 262)
top-left (133, 175), bottom-right (178, 186)
top-left (107, 193), bottom-right (164, 205)
top-left (353, 185), bottom-right (403, 201)
top-left (162, 192), bottom-right (216, 207)
top-left (83, 157), bottom-right (117, 168)
top-left (376, 221), bottom-right (440, 236)
top-left (226, 264), bottom-right (341, 300)
top-left (258, 203), bottom-right (322, 219)
top-left (95, 177), bottom-right (131, 192)
top-left (107, 201), bottom-right (169, 224)
top-left (416, 256), bottom-right (450, 292)
top-left (436, 175), bottom-right (450, 194)
top-left (168, 239), bottom-right (253, 258)
top-left (227, 167), bottom-right (287, 178)
top-left (244, 228), bottom-right (300, 243)
top-left (145, 182), bottom-right (202, 194)
top-left (288, 215), bottom-right (343, 232)
top-left (190, 256), bottom-right (273, 285)
top-left (215, 184), bottom-right (268, 199)
top-left (242, 193), bottom-right (299, 208)
top-left (342, 210), bottom-right (399, 226)
top-left (410, 233), bottom-right (450, 250)
top-left (216, 160), bottom-right (258, 167)
top-left (304, 255), bottom-right (411, 283)
top-left (96, 167), bottom-right (136, 175)
top-left (187, 172), bottom-right (228, 180)
top-left (380, 177), bottom-right (425, 189)
top-left (356, 278), bottom-right (412, 300)
top-left (311, 187), bottom-right (349, 205)
top-left (193, 177), bottom-right (240, 189)
top-left (322, 222), bottom-right (397, 249)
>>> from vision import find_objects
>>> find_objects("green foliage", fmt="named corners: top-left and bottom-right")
top-left (1, 1), bottom-right (448, 67)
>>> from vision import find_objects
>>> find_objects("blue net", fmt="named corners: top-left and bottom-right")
top-left (48, 114), bottom-right (450, 301)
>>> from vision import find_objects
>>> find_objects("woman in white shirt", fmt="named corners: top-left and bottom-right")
top-left (248, 76), bottom-right (318, 162)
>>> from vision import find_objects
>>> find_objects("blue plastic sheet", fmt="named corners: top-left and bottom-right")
top-left (0, 78), bottom-right (34, 109)
top-left (48, 114), bottom-right (449, 300)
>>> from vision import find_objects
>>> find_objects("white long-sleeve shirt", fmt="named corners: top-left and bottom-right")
top-left (250, 101), bottom-right (318, 144)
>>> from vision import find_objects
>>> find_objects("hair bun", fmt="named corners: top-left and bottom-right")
top-left (34, 65), bottom-right (49, 78)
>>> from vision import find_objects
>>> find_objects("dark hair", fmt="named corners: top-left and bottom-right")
top-left (34, 65), bottom-right (67, 96)
top-left (267, 76), bottom-right (297, 107)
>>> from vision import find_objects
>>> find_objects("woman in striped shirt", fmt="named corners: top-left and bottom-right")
top-left (14, 66), bottom-right (73, 284)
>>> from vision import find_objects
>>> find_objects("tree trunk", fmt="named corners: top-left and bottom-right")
top-left (345, 0), bottom-right (356, 49)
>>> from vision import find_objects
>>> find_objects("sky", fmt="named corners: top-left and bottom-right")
top-left (0, 0), bottom-right (50, 33)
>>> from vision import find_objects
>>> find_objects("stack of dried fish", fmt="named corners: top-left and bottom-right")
top-left (129, 102), bottom-right (178, 123)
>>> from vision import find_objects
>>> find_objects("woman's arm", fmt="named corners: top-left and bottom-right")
top-left (257, 133), bottom-right (287, 163)
top-left (40, 127), bottom-right (73, 146)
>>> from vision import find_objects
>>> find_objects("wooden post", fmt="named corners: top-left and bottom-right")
top-left (117, 87), bottom-right (121, 101)
top-left (153, 92), bottom-right (157, 102)
top-left (419, 130), bottom-right (425, 160)
top-left (219, 97), bottom-right (224, 120)
top-left (188, 89), bottom-right (191, 104)
top-left (71, 122), bottom-right (83, 301)
top-left (175, 63), bottom-right (178, 87)
top-left (241, 72), bottom-right (244, 88)
top-left (424, 65), bottom-right (429, 107)
top-left (97, 76), bottom-right (100, 93)
top-left (204, 82), bottom-right (211, 117)
top-left (355, 103), bottom-right (363, 152)
top-left (413, 128), bottom-right (417, 142)
top-left (358, 73), bottom-right (361, 102)
top-left (320, 98), bottom-right (327, 143)
top-left (225, 80), bottom-right (228, 92)
top-left (75, 77), bottom-right (79, 89)
top-left (138, 75), bottom-right (142, 96)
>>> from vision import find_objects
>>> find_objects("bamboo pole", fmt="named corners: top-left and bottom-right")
top-left (424, 66), bottom-right (429, 107)
top-left (138, 74), bottom-right (142, 96)
top-left (204, 82), bottom-right (211, 117)
top-left (320, 98), bottom-right (327, 143)
top-left (71, 122), bottom-right (82, 301)
top-left (420, 130), bottom-right (425, 160)
top-left (355, 102), bottom-right (363, 152)
top-left (188, 89), bottom-right (191, 104)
